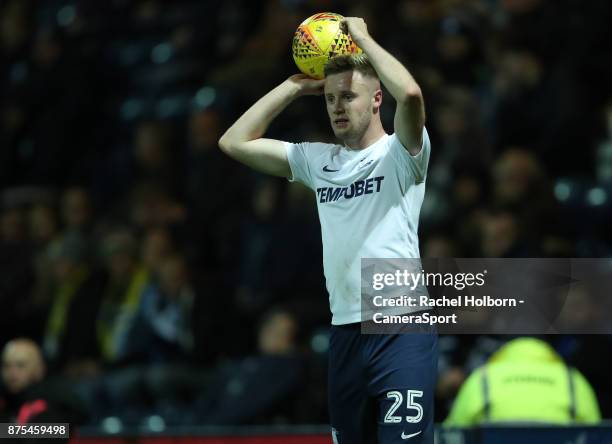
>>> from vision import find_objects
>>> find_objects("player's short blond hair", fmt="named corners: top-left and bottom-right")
top-left (324, 54), bottom-right (378, 79)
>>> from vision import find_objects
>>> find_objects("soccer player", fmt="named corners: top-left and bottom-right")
top-left (219, 17), bottom-right (437, 444)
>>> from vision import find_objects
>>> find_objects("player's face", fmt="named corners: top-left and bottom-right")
top-left (324, 70), bottom-right (381, 143)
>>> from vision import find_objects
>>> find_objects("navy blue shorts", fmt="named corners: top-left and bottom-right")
top-left (328, 323), bottom-right (437, 444)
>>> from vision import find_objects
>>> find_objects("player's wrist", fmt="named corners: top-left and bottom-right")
top-left (352, 33), bottom-right (375, 53)
top-left (281, 77), bottom-right (306, 99)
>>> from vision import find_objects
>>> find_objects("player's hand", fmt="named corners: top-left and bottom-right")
top-left (287, 74), bottom-right (325, 96)
top-left (340, 17), bottom-right (370, 45)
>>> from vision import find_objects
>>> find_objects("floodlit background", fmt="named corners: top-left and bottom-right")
top-left (1, 0), bottom-right (611, 434)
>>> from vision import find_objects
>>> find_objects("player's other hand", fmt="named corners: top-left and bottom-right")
top-left (287, 74), bottom-right (325, 96)
top-left (340, 17), bottom-right (370, 45)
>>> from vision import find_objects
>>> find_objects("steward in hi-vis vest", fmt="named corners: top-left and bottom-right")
top-left (444, 337), bottom-right (601, 426)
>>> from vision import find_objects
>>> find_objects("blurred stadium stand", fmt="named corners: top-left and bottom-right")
top-left (1, 0), bottom-right (612, 439)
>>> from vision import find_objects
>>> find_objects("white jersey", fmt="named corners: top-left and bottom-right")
top-left (285, 128), bottom-right (431, 325)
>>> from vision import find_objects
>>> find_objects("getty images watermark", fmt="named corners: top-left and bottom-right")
top-left (361, 258), bottom-right (612, 334)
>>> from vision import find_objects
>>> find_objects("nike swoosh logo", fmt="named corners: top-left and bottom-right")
top-left (359, 159), bottom-right (374, 169)
top-left (401, 430), bottom-right (422, 440)
top-left (323, 165), bottom-right (340, 172)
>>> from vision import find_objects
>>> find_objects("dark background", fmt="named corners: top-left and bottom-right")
top-left (1, 0), bottom-right (611, 429)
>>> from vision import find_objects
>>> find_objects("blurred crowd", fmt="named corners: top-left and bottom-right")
top-left (1, 0), bottom-right (612, 429)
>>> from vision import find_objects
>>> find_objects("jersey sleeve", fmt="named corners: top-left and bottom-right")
top-left (387, 127), bottom-right (431, 184)
top-left (284, 141), bottom-right (315, 190)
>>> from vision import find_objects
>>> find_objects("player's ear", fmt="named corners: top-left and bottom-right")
top-left (372, 88), bottom-right (383, 113)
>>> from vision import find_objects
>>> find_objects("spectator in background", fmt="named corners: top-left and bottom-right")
top-left (68, 229), bottom-right (149, 420)
top-left (131, 254), bottom-right (206, 418)
top-left (434, 16), bottom-right (485, 87)
top-left (195, 309), bottom-right (305, 425)
top-left (86, 253), bottom-right (200, 420)
top-left (125, 253), bottom-right (194, 362)
top-left (0, 206), bottom-right (26, 243)
top-left (444, 337), bottom-right (601, 426)
top-left (61, 187), bottom-right (93, 236)
top-left (141, 226), bottom-right (175, 276)
top-left (0, 338), bottom-right (86, 438)
top-left (439, 164), bottom-right (491, 256)
top-left (128, 183), bottom-right (187, 230)
top-left (41, 233), bottom-right (104, 376)
top-left (1, 339), bottom-right (44, 419)
top-left (479, 208), bottom-right (533, 257)
top-left (28, 203), bottom-right (58, 247)
top-left (97, 229), bottom-right (148, 365)
top-left (132, 120), bottom-right (182, 197)
top-left (492, 148), bottom-right (548, 211)
top-left (491, 148), bottom-right (564, 254)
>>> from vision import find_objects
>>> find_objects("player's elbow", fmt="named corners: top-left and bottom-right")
top-left (399, 86), bottom-right (423, 106)
top-left (398, 86), bottom-right (426, 128)
top-left (218, 133), bottom-right (234, 155)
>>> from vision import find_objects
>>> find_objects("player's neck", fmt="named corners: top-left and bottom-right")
top-left (343, 119), bottom-right (386, 150)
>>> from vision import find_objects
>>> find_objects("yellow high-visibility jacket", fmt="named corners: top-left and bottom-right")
top-left (444, 338), bottom-right (601, 426)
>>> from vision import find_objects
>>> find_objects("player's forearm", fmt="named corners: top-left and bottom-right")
top-left (355, 35), bottom-right (423, 105)
top-left (219, 80), bottom-right (301, 149)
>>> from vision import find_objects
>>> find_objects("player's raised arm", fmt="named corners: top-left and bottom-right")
top-left (218, 74), bottom-right (325, 177)
top-left (340, 17), bottom-right (425, 155)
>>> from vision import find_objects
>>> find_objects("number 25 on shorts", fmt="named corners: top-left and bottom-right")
top-left (384, 390), bottom-right (424, 423)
